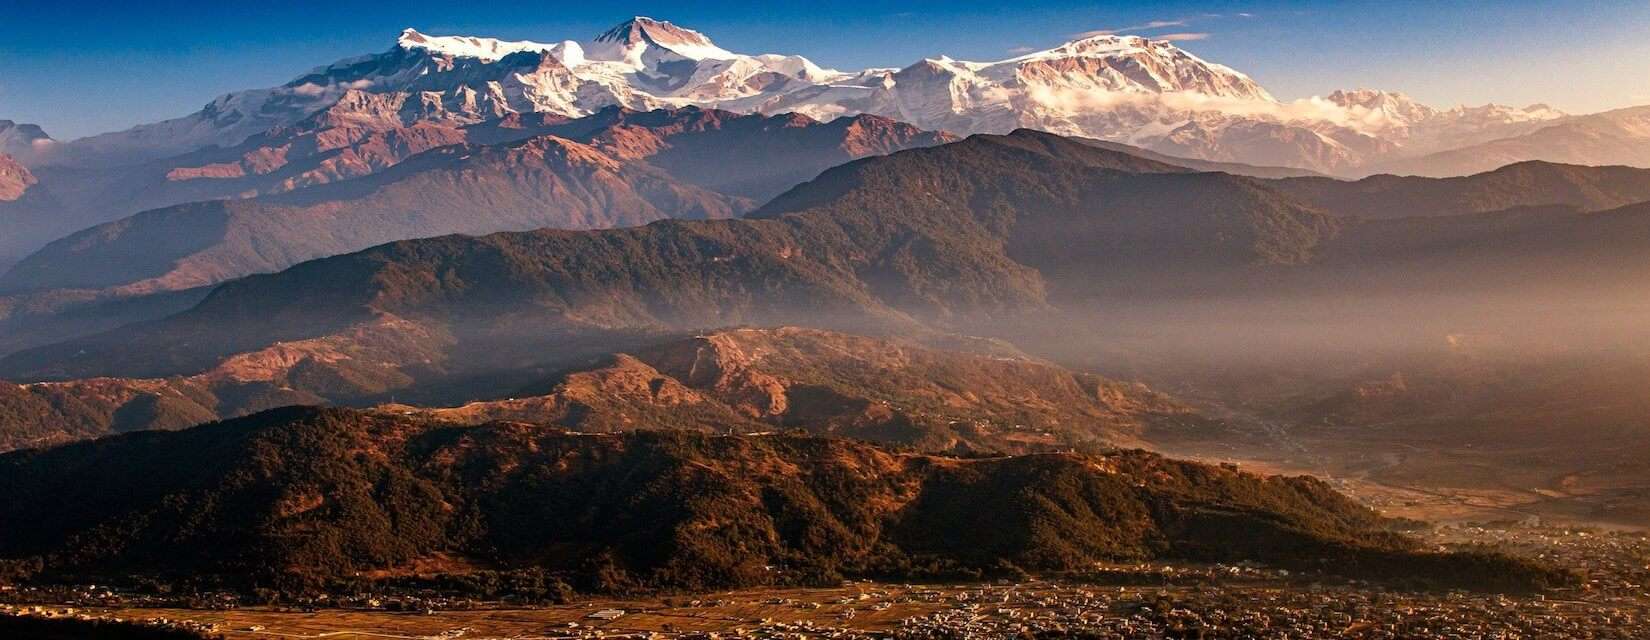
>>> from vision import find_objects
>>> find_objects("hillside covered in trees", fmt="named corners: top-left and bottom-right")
top-left (0, 407), bottom-right (1568, 597)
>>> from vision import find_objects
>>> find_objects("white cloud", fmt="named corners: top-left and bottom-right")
top-left (1007, 46), bottom-right (1037, 54)
top-left (1156, 33), bottom-right (1211, 41)
top-left (1020, 85), bottom-right (1424, 137)
top-left (1070, 29), bottom-right (1118, 39)
top-left (1070, 19), bottom-right (1187, 40)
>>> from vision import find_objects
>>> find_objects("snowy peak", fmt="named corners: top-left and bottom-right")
top-left (1038, 34), bottom-right (1171, 58)
top-left (1327, 88), bottom-right (1564, 124)
top-left (1327, 88), bottom-right (1419, 106)
top-left (30, 17), bottom-right (1606, 176)
top-left (1321, 87), bottom-right (1566, 154)
top-left (588, 16), bottom-right (734, 62)
top-left (994, 33), bottom-right (1272, 101)
top-left (1326, 89), bottom-right (1439, 124)
top-left (394, 28), bottom-right (560, 62)
top-left (883, 32), bottom-right (1267, 97)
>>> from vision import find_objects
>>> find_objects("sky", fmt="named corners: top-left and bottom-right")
top-left (2, 0), bottom-right (1648, 141)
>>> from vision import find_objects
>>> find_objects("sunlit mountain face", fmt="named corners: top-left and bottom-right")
top-left (5, 17), bottom-right (1591, 176)
top-left (2, 10), bottom-right (1650, 639)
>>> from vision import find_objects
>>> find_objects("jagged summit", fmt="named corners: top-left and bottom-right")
top-left (997, 32), bottom-right (1271, 101)
top-left (587, 16), bottom-right (735, 62)
top-left (594, 16), bottom-right (708, 46)
top-left (1328, 87), bottom-right (1562, 118)
top-left (1034, 33), bottom-right (1174, 57)
top-left (30, 17), bottom-right (1596, 175)
top-left (393, 27), bottom-right (560, 61)
top-left (1321, 87), bottom-right (1565, 153)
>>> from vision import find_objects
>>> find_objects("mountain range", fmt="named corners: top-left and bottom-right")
top-left (386, 326), bottom-right (1206, 452)
top-left (10, 128), bottom-right (1650, 412)
top-left (4, 12), bottom-right (1650, 606)
top-left (1369, 105), bottom-right (1650, 177)
top-left (12, 111), bottom-right (1641, 367)
top-left (0, 131), bottom-right (1316, 384)
top-left (4, 16), bottom-right (1646, 311)
top-left (0, 106), bottom-right (953, 360)
top-left (8, 17), bottom-right (1636, 180)
top-left (0, 107), bottom-right (949, 296)
top-left (0, 326), bottom-right (1206, 454)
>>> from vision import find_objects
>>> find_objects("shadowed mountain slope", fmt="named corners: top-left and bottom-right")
top-left (0, 130), bottom-right (1329, 388)
top-left (385, 327), bottom-right (1205, 454)
top-left (0, 406), bottom-right (1567, 593)
top-left (0, 107), bottom-right (950, 296)
top-left (0, 327), bottom-right (1199, 454)
top-left (14, 130), bottom-right (1650, 424)
top-left (0, 135), bottom-right (746, 295)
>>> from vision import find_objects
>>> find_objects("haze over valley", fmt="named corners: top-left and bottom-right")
top-left (4, 6), bottom-right (1650, 638)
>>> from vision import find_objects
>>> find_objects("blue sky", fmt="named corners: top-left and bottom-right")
top-left (3, 0), bottom-right (1648, 140)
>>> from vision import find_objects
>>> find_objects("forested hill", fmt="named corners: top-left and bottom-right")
top-left (0, 406), bottom-right (1569, 595)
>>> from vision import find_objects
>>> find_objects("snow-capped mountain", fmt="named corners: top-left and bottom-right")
top-left (761, 34), bottom-right (1271, 129)
top-left (35, 18), bottom-right (847, 167)
top-left (1367, 104), bottom-right (1650, 177)
top-left (1322, 89), bottom-right (1564, 154)
top-left (20, 17), bottom-right (1573, 174)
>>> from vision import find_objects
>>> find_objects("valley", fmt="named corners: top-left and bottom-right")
top-left (1168, 417), bottom-right (1650, 531)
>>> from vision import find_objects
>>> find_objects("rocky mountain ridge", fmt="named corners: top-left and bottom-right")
top-left (13, 18), bottom-right (1583, 176)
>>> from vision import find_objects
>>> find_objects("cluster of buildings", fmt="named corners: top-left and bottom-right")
top-left (1429, 523), bottom-right (1650, 607)
top-left (563, 524), bottom-right (1650, 639)
top-left (0, 603), bottom-right (222, 637)
top-left (0, 523), bottom-right (1645, 639)
top-left (886, 582), bottom-right (1644, 639)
